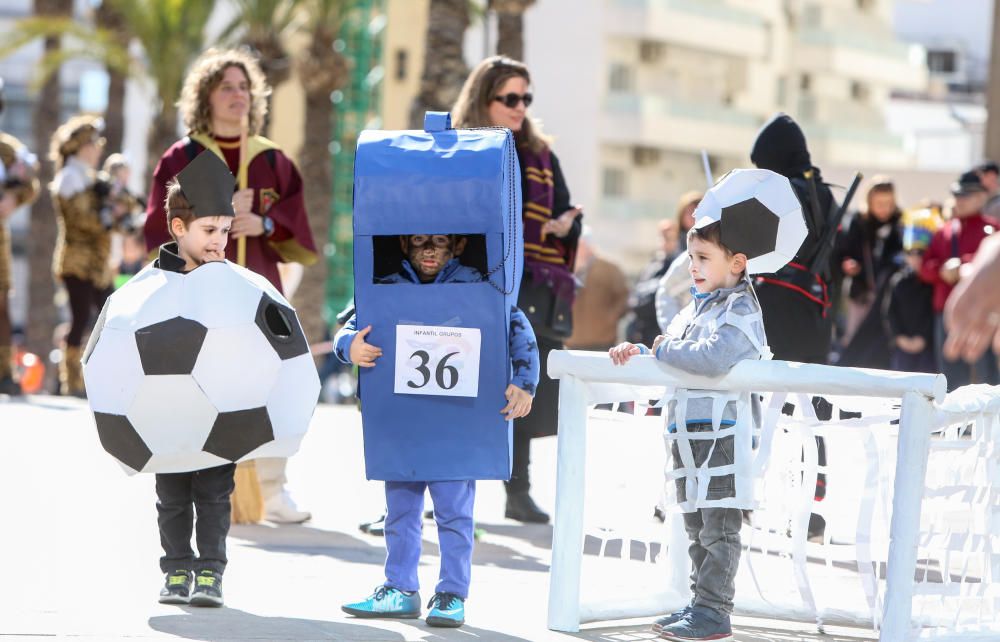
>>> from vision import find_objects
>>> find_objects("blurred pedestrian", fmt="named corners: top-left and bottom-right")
top-left (49, 115), bottom-right (121, 397)
top-left (978, 161), bottom-right (1000, 219)
top-left (835, 176), bottom-right (904, 369)
top-left (884, 207), bottom-right (941, 373)
top-left (565, 229), bottom-right (629, 352)
top-left (920, 170), bottom-right (1000, 389)
top-left (627, 195), bottom-right (695, 346)
top-left (943, 233), bottom-right (1000, 363)
top-left (453, 56), bottom-right (583, 523)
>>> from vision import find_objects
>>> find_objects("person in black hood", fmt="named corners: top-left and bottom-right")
top-left (750, 113), bottom-right (845, 540)
top-left (750, 112), bottom-right (839, 364)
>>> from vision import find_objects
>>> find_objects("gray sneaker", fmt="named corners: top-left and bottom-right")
top-left (658, 605), bottom-right (732, 641)
top-left (651, 605), bottom-right (692, 632)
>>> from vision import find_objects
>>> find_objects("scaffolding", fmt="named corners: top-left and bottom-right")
top-left (327, 0), bottom-right (386, 320)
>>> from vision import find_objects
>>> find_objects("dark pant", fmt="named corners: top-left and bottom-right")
top-left (890, 346), bottom-right (936, 374)
top-left (507, 428), bottom-right (532, 493)
top-left (62, 275), bottom-right (111, 347)
top-left (935, 314), bottom-right (999, 390)
top-left (155, 464), bottom-right (236, 574)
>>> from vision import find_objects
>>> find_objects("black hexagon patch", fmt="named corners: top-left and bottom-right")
top-left (134, 317), bottom-right (208, 375)
top-left (720, 198), bottom-right (779, 260)
top-left (94, 412), bottom-right (153, 472)
top-left (254, 293), bottom-right (309, 361)
top-left (202, 407), bottom-right (274, 461)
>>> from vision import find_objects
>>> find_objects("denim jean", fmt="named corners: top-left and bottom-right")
top-left (155, 463), bottom-right (236, 574)
top-left (384, 480), bottom-right (476, 598)
top-left (671, 423), bottom-right (741, 614)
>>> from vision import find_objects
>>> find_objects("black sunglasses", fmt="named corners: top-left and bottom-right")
top-left (493, 92), bottom-right (533, 108)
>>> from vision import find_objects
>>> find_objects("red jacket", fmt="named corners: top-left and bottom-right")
top-left (145, 133), bottom-right (317, 293)
top-left (919, 212), bottom-right (999, 312)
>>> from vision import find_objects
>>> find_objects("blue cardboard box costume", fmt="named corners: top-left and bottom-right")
top-left (350, 112), bottom-right (524, 482)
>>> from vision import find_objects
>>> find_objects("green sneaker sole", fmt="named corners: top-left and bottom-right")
top-left (426, 615), bottom-right (464, 628)
top-left (341, 605), bottom-right (420, 619)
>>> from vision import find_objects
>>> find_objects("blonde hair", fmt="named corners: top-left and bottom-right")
top-left (49, 114), bottom-right (105, 169)
top-left (102, 152), bottom-right (128, 175)
top-left (452, 56), bottom-right (551, 153)
top-left (178, 48), bottom-right (270, 137)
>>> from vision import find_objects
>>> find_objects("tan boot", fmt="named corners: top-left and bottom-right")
top-left (60, 345), bottom-right (86, 398)
top-left (0, 344), bottom-right (20, 396)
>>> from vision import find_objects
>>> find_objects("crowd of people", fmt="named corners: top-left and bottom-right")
top-left (2, 42), bottom-right (1000, 638)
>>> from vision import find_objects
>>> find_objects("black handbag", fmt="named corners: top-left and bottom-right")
top-left (519, 278), bottom-right (573, 340)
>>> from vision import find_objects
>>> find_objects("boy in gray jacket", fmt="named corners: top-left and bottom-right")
top-left (610, 220), bottom-right (769, 642)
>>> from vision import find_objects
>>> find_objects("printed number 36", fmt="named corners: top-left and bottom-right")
top-left (408, 351), bottom-right (460, 390)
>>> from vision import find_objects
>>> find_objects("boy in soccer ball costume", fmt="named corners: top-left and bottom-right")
top-left (610, 220), bottom-right (769, 642)
top-left (151, 151), bottom-right (237, 607)
top-left (334, 233), bottom-right (540, 628)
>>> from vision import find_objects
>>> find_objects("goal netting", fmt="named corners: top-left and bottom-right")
top-left (545, 351), bottom-right (1000, 641)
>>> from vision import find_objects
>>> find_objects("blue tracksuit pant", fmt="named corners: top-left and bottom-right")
top-left (384, 480), bottom-right (476, 598)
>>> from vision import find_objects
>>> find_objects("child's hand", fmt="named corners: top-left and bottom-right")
top-left (609, 342), bottom-right (642, 366)
top-left (501, 384), bottom-right (533, 420)
top-left (350, 325), bottom-right (382, 367)
top-left (651, 334), bottom-right (667, 354)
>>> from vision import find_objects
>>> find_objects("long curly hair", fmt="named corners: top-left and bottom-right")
top-left (452, 56), bottom-right (551, 153)
top-left (178, 48), bottom-right (270, 137)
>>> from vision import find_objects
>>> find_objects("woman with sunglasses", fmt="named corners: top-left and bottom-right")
top-left (453, 56), bottom-right (583, 524)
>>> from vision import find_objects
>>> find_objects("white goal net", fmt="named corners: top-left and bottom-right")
top-left (545, 351), bottom-right (1000, 642)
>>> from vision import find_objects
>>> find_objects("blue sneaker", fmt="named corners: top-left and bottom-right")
top-left (426, 592), bottom-right (465, 628)
top-left (651, 605), bottom-right (692, 632)
top-left (658, 605), bottom-right (733, 641)
top-left (341, 585), bottom-right (421, 619)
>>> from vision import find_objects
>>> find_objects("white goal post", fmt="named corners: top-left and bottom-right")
top-left (543, 350), bottom-right (978, 641)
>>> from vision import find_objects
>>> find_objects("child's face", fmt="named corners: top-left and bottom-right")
top-left (402, 234), bottom-right (466, 282)
top-left (905, 251), bottom-right (923, 271)
top-left (173, 216), bottom-right (231, 267)
top-left (687, 236), bottom-right (745, 294)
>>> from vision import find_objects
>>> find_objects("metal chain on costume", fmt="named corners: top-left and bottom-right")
top-left (458, 126), bottom-right (518, 296)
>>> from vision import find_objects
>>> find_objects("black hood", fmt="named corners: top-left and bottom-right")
top-left (750, 112), bottom-right (813, 179)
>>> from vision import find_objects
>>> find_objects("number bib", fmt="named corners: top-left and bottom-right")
top-left (393, 325), bottom-right (482, 398)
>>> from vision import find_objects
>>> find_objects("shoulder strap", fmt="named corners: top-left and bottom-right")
top-left (183, 137), bottom-right (203, 162)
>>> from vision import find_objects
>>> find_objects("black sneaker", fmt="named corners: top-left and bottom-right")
top-left (189, 570), bottom-right (224, 607)
top-left (504, 491), bottom-right (550, 524)
top-left (158, 570), bottom-right (192, 604)
top-left (359, 512), bottom-right (386, 537)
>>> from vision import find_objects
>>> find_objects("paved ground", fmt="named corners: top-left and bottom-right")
top-left (0, 396), bottom-right (878, 641)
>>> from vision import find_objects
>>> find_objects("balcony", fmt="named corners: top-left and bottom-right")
top-left (601, 92), bottom-right (763, 157)
top-left (794, 28), bottom-right (927, 91)
top-left (605, 0), bottom-right (769, 59)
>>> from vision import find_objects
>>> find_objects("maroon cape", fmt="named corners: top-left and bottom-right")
top-left (145, 133), bottom-right (317, 293)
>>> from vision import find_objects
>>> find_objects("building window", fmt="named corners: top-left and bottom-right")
top-left (602, 167), bottom-right (627, 198)
top-left (856, 0), bottom-right (875, 11)
top-left (608, 63), bottom-right (633, 92)
top-left (799, 73), bottom-right (812, 92)
top-left (927, 49), bottom-right (958, 74)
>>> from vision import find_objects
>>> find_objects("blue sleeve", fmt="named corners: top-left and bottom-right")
top-left (332, 314), bottom-right (358, 364)
top-left (509, 306), bottom-right (540, 395)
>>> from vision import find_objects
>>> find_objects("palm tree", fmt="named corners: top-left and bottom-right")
top-left (26, 0), bottom-right (74, 380)
top-left (408, 0), bottom-right (471, 128)
top-left (95, 1), bottom-right (129, 157)
top-left (107, 0), bottom-right (213, 178)
top-left (292, 0), bottom-right (350, 346)
top-left (489, 0), bottom-right (535, 61)
top-left (218, 0), bottom-right (303, 136)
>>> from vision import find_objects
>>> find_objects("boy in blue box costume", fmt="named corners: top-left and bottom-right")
top-left (334, 113), bottom-right (540, 627)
